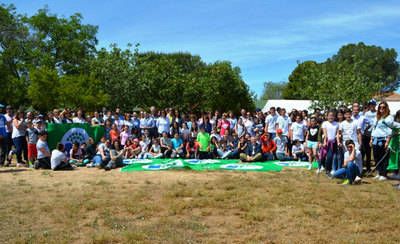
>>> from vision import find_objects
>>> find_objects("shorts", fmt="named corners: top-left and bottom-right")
top-left (307, 141), bottom-right (318, 149)
top-left (28, 143), bottom-right (37, 159)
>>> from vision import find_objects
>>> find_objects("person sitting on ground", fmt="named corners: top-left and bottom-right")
top-left (185, 138), bottom-right (199, 159)
top-left (103, 140), bottom-right (125, 171)
top-left (240, 136), bottom-right (262, 163)
top-left (34, 131), bottom-right (51, 169)
top-left (171, 132), bottom-right (184, 158)
top-left (89, 137), bottom-right (111, 167)
top-left (260, 132), bottom-right (276, 161)
top-left (138, 134), bottom-right (151, 159)
top-left (51, 143), bottom-right (74, 170)
top-left (82, 138), bottom-right (96, 165)
top-left (292, 139), bottom-right (307, 161)
top-left (69, 142), bottom-right (83, 165)
top-left (160, 132), bottom-right (173, 158)
top-left (147, 138), bottom-right (163, 159)
top-left (125, 138), bottom-right (141, 159)
top-left (196, 125), bottom-right (211, 159)
top-left (332, 140), bottom-right (362, 185)
top-left (274, 129), bottom-right (290, 161)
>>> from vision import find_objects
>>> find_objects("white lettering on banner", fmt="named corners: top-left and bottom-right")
top-left (274, 161), bottom-right (311, 167)
top-left (220, 164), bottom-right (263, 170)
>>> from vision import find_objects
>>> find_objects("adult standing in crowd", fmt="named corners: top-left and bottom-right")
top-left (0, 105), bottom-right (7, 166)
top-left (370, 101), bottom-right (392, 181)
top-left (12, 110), bottom-right (28, 166)
top-left (265, 107), bottom-right (278, 139)
top-left (361, 99), bottom-right (377, 173)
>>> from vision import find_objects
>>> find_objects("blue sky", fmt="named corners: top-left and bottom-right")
top-left (3, 0), bottom-right (400, 96)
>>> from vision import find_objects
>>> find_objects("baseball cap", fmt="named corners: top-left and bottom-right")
top-left (368, 99), bottom-right (377, 106)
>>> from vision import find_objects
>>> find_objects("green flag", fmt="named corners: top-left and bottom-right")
top-left (46, 123), bottom-right (104, 150)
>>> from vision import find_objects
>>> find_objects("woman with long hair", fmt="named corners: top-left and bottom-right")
top-left (370, 101), bottom-right (393, 181)
top-left (12, 110), bottom-right (28, 166)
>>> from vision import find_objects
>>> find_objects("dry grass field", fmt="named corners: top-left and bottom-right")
top-left (1, 167), bottom-right (400, 243)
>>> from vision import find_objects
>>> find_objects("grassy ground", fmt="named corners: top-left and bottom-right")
top-left (0, 167), bottom-right (400, 244)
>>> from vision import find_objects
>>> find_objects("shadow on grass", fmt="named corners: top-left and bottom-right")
top-left (0, 168), bottom-right (29, 174)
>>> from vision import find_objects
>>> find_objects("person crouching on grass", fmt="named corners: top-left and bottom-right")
top-left (51, 143), bottom-right (74, 170)
top-left (240, 136), bottom-right (262, 163)
top-left (332, 140), bottom-right (362, 185)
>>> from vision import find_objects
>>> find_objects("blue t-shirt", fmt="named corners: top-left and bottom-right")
top-left (171, 137), bottom-right (183, 150)
top-left (0, 114), bottom-right (7, 137)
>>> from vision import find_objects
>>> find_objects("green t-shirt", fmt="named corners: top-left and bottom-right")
top-left (196, 132), bottom-right (210, 152)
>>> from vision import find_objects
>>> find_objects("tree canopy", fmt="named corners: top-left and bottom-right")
top-left (0, 4), bottom-right (255, 113)
top-left (283, 42), bottom-right (399, 109)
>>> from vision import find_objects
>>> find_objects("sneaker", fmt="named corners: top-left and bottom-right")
top-left (389, 173), bottom-right (400, 180)
top-left (373, 175), bottom-right (380, 180)
top-left (378, 176), bottom-right (387, 181)
top-left (33, 161), bottom-right (39, 169)
top-left (221, 151), bottom-right (231, 159)
top-left (307, 163), bottom-right (312, 170)
top-left (86, 163), bottom-right (94, 168)
top-left (316, 168), bottom-right (321, 174)
top-left (354, 176), bottom-right (362, 184)
top-left (320, 166), bottom-right (325, 171)
top-left (341, 179), bottom-right (350, 185)
top-left (330, 170), bottom-right (336, 176)
top-left (16, 163), bottom-right (27, 168)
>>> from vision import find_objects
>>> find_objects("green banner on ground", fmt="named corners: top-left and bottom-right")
top-left (120, 159), bottom-right (283, 172)
top-left (46, 123), bottom-right (104, 150)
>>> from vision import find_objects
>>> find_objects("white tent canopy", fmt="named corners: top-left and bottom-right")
top-left (262, 99), bottom-right (400, 115)
top-left (262, 100), bottom-right (313, 113)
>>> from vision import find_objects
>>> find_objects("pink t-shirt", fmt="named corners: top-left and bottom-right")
top-left (120, 131), bottom-right (129, 146)
top-left (219, 120), bottom-right (231, 136)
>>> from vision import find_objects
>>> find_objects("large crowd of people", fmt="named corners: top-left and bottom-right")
top-left (0, 100), bottom-right (399, 188)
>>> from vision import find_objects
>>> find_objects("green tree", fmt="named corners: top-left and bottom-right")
top-left (283, 42), bottom-right (400, 109)
top-left (27, 66), bottom-right (59, 112)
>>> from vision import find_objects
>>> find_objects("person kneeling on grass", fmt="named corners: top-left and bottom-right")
top-left (240, 136), bottom-right (262, 163)
top-left (34, 131), bottom-right (51, 169)
top-left (51, 143), bottom-right (74, 170)
top-left (292, 139), bottom-right (307, 161)
top-left (332, 140), bottom-right (362, 185)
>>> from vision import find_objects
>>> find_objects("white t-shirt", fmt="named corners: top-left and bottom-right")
top-left (156, 117), bottom-right (170, 134)
top-left (339, 120), bottom-right (358, 144)
top-left (51, 149), bottom-right (67, 169)
top-left (276, 115), bottom-right (291, 136)
top-left (322, 121), bottom-right (339, 141)
top-left (265, 114), bottom-right (278, 133)
top-left (292, 144), bottom-right (304, 154)
top-left (4, 114), bottom-right (12, 133)
top-left (291, 122), bottom-right (306, 141)
top-left (72, 117), bottom-right (86, 124)
top-left (36, 139), bottom-right (50, 159)
top-left (345, 149), bottom-right (363, 174)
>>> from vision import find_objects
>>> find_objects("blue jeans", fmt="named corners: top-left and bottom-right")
top-left (263, 152), bottom-right (274, 161)
top-left (12, 136), bottom-right (27, 163)
top-left (276, 152), bottom-right (292, 161)
top-left (92, 155), bottom-right (110, 166)
top-left (326, 142), bottom-right (338, 172)
top-left (333, 162), bottom-right (359, 184)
